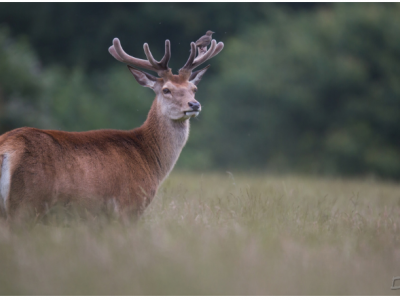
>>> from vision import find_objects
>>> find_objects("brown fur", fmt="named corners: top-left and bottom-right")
top-left (0, 95), bottom-right (190, 220)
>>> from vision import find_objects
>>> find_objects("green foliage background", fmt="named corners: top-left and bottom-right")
top-left (1, 3), bottom-right (400, 178)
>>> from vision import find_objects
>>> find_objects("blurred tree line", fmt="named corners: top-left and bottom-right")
top-left (0, 3), bottom-right (400, 179)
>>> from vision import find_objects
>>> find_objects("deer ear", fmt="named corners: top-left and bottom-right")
top-left (189, 65), bottom-right (210, 86)
top-left (127, 66), bottom-right (158, 89)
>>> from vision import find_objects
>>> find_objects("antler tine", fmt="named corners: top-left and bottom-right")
top-left (207, 41), bottom-right (224, 60)
top-left (109, 38), bottom-right (171, 76)
top-left (192, 40), bottom-right (217, 67)
top-left (159, 40), bottom-right (171, 69)
top-left (108, 45), bottom-right (123, 61)
top-left (181, 42), bottom-right (197, 71)
top-left (143, 39), bottom-right (171, 70)
top-left (180, 39), bottom-right (224, 73)
top-left (111, 38), bottom-right (157, 72)
top-left (143, 43), bottom-right (158, 69)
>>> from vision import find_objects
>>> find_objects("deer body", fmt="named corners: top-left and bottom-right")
top-left (0, 35), bottom-right (223, 220)
top-left (0, 100), bottom-right (186, 217)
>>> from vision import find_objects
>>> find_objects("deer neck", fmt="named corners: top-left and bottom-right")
top-left (137, 97), bottom-right (190, 182)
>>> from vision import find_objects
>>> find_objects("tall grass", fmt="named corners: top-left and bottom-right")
top-left (0, 172), bottom-right (399, 295)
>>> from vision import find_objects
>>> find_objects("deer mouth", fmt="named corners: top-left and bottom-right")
top-left (184, 111), bottom-right (200, 117)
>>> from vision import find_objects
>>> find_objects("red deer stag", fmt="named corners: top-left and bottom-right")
top-left (0, 35), bottom-right (224, 221)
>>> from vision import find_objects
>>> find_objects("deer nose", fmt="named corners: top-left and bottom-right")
top-left (188, 101), bottom-right (201, 111)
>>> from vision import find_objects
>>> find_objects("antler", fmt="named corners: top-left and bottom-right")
top-left (180, 39), bottom-right (224, 76)
top-left (109, 38), bottom-right (171, 77)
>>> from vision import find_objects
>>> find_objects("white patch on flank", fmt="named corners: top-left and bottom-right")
top-left (0, 153), bottom-right (11, 212)
top-left (108, 197), bottom-right (119, 214)
top-left (113, 198), bottom-right (119, 214)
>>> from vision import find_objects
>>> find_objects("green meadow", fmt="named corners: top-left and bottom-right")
top-left (0, 171), bottom-right (399, 295)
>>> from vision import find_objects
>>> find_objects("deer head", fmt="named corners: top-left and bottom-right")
top-left (108, 37), bottom-right (224, 121)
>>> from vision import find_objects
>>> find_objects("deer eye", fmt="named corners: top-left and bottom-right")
top-left (163, 88), bottom-right (171, 94)
top-left (193, 88), bottom-right (198, 93)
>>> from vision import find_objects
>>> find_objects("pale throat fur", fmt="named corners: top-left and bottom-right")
top-left (140, 96), bottom-right (190, 184)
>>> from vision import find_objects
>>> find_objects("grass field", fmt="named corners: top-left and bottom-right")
top-left (0, 171), bottom-right (400, 295)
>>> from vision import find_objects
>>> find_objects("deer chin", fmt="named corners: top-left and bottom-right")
top-left (184, 111), bottom-right (200, 118)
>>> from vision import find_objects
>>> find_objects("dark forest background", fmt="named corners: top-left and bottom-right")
top-left (1, 3), bottom-right (400, 179)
